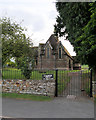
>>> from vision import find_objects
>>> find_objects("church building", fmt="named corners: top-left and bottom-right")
top-left (35, 34), bottom-right (73, 70)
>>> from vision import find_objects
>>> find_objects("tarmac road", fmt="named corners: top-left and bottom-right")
top-left (2, 97), bottom-right (94, 118)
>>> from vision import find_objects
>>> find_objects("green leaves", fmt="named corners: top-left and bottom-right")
top-left (54, 2), bottom-right (96, 69)
top-left (55, 2), bottom-right (91, 44)
top-left (1, 17), bottom-right (35, 78)
top-left (1, 17), bottom-right (32, 65)
top-left (16, 56), bottom-right (35, 79)
top-left (76, 2), bottom-right (96, 68)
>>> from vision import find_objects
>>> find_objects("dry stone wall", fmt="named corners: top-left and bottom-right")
top-left (2, 79), bottom-right (55, 96)
top-left (92, 81), bottom-right (96, 98)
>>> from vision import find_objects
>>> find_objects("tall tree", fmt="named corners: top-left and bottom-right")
top-left (76, 2), bottom-right (96, 70)
top-left (54, 2), bottom-right (91, 47)
top-left (1, 17), bottom-right (35, 79)
top-left (54, 2), bottom-right (90, 52)
top-left (0, 17), bottom-right (31, 65)
top-left (55, 2), bottom-right (96, 78)
top-left (54, 3), bottom-right (90, 61)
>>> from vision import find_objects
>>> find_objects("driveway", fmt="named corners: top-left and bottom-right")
top-left (2, 96), bottom-right (94, 118)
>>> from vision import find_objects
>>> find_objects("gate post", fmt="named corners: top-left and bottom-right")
top-left (90, 69), bottom-right (93, 97)
top-left (55, 69), bottom-right (58, 97)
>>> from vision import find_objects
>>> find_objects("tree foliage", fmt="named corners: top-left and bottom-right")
top-left (1, 17), bottom-right (31, 65)
top-left (76, 2), bottom-right (96, 69)
top-left (54, 3), bottom-right (91, 45)
top-left (1, 17), bottom-right (35, 79)
top-left (17, 56), bottom-right (35, 79)
top-left (16, 46), bottom-right (35, 79)
top-left (54, 2), bottom-right (96, 69)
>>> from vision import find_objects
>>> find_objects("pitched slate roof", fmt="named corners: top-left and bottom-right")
top-left (47, 34), bottom-right (72, 59)
top-left (47, 34), bottom-right (59, 50)
top-left (39, 34), bottom-right (73, 59)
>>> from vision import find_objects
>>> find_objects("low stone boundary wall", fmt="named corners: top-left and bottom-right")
top-left (2, 79), bottom-right (55, 96)
top-left (92, 81), bottom-right (96, 98)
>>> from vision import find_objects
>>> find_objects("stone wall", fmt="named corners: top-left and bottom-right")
top-left (92, 81), bottom-right (96, 98)
top-left (37, 58), bottom-right (73, 70)
top-left (37, 39), bottom-right (73, 70)
top-left (2, 79), bottom-right (55, 96)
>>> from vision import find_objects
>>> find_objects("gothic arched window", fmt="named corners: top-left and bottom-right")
top-left (59, 48), bottom-right (62, 59)
top-left (47, 47), bottom-right (50, 58)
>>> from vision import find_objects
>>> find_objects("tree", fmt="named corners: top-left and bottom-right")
top-left (54, 3), bottom-right (90, 61)
top-left (54, 2), bottom-right (91, 47)
top-left (16, 46), bottom-right (35, 79)
top-left (54, 3), bottom-right (91, 54)
top-left (0, 17), bottom-right (31, 65)
top-left (1, 17), bottom-right (35, 79)
top-left (76, 3), bottom-right (96, 70)
top-left (17, 55), bottom-right (35, 79)
top-left (55, 2), bottom-right (96, 78)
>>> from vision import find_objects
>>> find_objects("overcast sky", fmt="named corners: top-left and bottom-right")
top-left (0, 0), bottom-right (76, 56)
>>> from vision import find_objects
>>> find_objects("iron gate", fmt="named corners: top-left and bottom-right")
top-left (55, 69), bottom-right (92, 97)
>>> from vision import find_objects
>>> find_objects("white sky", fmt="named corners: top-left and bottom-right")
top-left (0, 0), bottom-right (76, 56)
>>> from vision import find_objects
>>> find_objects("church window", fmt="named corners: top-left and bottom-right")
top-left (47, 47), bottom-right (50, 58)
top-left (59, 48), bottom-right (62, 59)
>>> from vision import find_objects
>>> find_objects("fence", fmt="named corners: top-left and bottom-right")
top-left (2, 68), bottom-right (55, 80)
top-left (2, 67), bottom-right (92, 97)
top-left (2, 68), bottom-right (56, 96)
top-left (81, 70), bottom-right (92, 97)
top-left (55, 69), bottom-right (92, 97)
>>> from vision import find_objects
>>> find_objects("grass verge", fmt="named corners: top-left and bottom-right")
top-left (2, 92), bottom-right (53, 101)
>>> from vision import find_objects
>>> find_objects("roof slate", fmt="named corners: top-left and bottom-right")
top-left (39, 34), bottom-right (73, 59)
top-left (47, 34), bottom-right (58, 50)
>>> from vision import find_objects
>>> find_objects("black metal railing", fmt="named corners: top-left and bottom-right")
top-left (55, 69), bottom-right (92, 97)
top-left (2, 67), bottom-right (93, 97)
top-left (2, 68), bottom-right (56, 80)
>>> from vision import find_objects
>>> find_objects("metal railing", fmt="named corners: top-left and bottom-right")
top-left (2, 67), bottom-right (92, 97)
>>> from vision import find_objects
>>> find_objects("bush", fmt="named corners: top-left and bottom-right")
top-left (17, 56), bottom-right (35, 79)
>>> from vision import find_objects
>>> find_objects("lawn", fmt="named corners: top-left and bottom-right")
top-left (81, 65), bottom-right (89, 70)
top-left (2, 68), bottom-right (80, 80)
top-left (2, 68), bottom-right (56, 80)
top-left (2, 92), bottom-right (53, 101)
top-left (2, 68), bottom-right (25, 79)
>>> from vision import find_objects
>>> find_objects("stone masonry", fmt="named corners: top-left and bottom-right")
top-left (2, 79), bottom-right (55, 96)
top-left (35, 34), bottom-right (73, 70)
